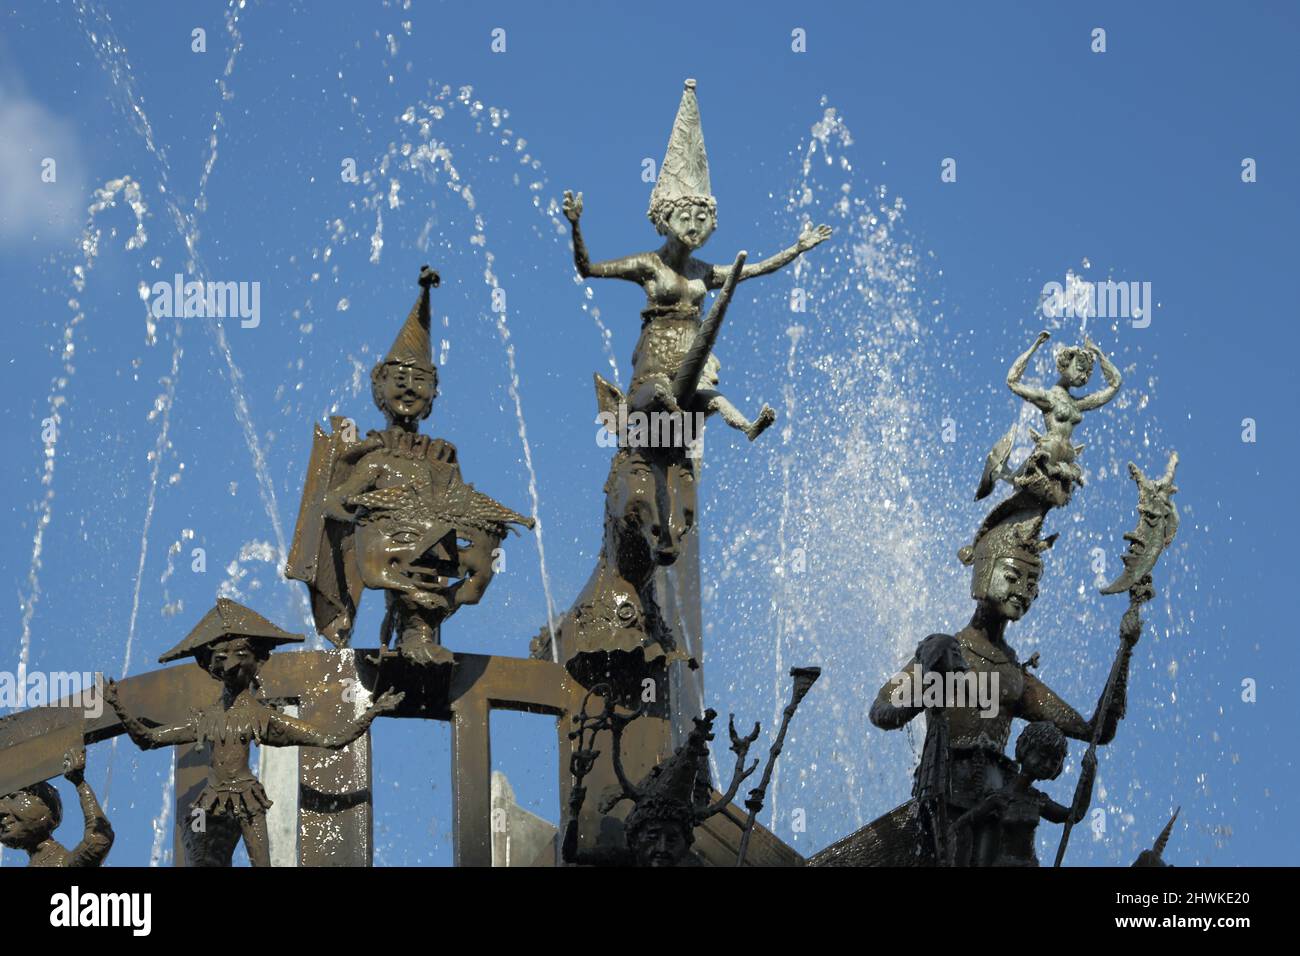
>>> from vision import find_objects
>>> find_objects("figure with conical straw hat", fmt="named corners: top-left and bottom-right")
top-left (104, 599), bottom-right (404, 867)
top-left (562, 79), bottom-right (831, 437)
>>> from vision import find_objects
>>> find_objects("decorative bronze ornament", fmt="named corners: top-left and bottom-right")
top-left (1132, 808), bottom-right (1180, 867)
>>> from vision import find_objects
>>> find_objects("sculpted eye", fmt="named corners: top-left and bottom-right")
top-left (390, 530), bottom-right (419, 545)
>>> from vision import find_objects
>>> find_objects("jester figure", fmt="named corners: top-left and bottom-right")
top-left (287, 267), bottom-right (534, 665)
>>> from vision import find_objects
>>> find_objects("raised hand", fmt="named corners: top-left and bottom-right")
top-left (370, 689), bottom-right (405, 715)
top-left (62, 745), bottom-right (86, 784)
top-left (798, 222), bottom-right (832, 251)
top-left (102, 677), bottom-right (124, 715)
top-left (562, 189), bottom-right (583, 224)
top-left (1034, 330), bottom-right (1052, 348)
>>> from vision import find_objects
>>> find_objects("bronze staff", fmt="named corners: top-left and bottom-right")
top-left (735, 666), bottom-right (821, 866)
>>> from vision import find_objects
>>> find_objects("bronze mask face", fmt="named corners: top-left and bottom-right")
top-left (979, 556), bottom-right (1041, 621)
top-left (606, 449), bottom-right (697, 571)
top-left (352, 488), bottom-right (459, 608)
top-left (630, 818), bottom-right (691, 867)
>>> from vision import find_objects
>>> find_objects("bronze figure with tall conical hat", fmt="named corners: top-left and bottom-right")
top-left (287, 267), bottom-right (533, 666)
top-left (561, 78), bottom-right (831, 437)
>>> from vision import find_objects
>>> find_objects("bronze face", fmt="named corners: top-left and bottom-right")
top-left (0, 791), bottom-right (53, 850)
top-left (662, 200), bottom-right (716, 250)
top-left (375, 360), bottom-right (436, 424)
top-left (204, 637), bottom-right (263, 691)
top-left (1059, 350), bottom-right (1093, 389)
top-left (353, 504), bottom-right (456, 611)
top-left (981, 556), bottom-right (1040, 621)
top-left (630, 818), bottom-right (691, 867)
top-left (606, 449), bottom-right (697, 570)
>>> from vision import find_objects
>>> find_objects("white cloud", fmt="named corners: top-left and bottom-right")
top-left (0, 75), bottom-right (87, 249)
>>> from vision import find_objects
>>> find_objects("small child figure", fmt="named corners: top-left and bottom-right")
top-left (0, 744), bottom-right (114, 867)
top-left (105, 598), bottom-right (403, 867)
top-left (949, 721), bottom-right (1097, 867)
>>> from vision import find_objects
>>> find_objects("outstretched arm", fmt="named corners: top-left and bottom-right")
top-left (563, 190), bottom-right (651, 283)
top-left (1076, 338), bottom-right (1122, 411)
top-left (104, 680), bottom-right (198, 750)
top-left (261, 690), bottom-right (404, 749)
top-left (1007, 331), bottom-right (1053, 407)
top-left (708, 224), bottom-right (832, 288)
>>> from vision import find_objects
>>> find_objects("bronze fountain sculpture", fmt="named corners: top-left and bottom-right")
top-left (0, 77), bottom-right (1190, 873)
top-left (287, 265), bottom-right (535, 667)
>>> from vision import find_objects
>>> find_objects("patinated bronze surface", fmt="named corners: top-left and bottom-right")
top-left (977, 330), bottom-right (1122, 508)
top-left (287, 267), bottom-right (533, 666)
top-left (838, 333), bottom-right (1179, 868)
top-left (0, 743), bottom-right (113, 867)
top-left (104, 599), bottom-right (402, 866)
top-left (948, 721), bottom-right (1096, 867)
top-left (564, 79), bottom-right (829, 429)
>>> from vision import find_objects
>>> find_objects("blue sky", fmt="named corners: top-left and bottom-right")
top-left (2, 0), bottom-right (1296, 866)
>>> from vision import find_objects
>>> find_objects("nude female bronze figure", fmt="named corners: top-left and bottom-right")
top-left (562, 79), bottom-right (830, 434)
top-left (977, 330), bottom-right (1122, 507)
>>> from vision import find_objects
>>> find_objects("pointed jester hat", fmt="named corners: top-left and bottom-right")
top-left (647, 79), bottom-right (716, 228)
top-left (371, 266), bottom-right (440, 411)
top-left (159, 598), bottom-right (304, 663)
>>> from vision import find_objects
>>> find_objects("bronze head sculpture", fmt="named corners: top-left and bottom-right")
top-left (105, 599), bottom-right (402, 866)
top-left (563, 698), bottom-right (759, 867)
